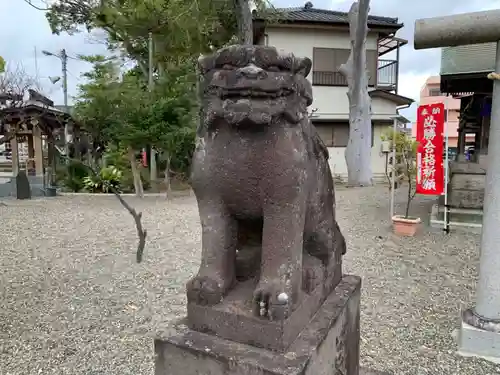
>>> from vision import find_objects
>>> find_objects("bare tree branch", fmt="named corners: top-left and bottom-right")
top-left (56, 148), bottom-right (148, 262)
top-left (22, 0), bottom-right (50, 11)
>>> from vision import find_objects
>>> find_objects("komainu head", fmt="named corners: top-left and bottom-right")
top-left (198, 45), bottom-right (313, 129)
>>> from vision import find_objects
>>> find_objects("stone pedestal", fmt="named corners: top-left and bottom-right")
top-left (458, 309), bottom-right (500, 363)
top-left (448, 161), bottom-right (486, 209)
top-left (155, 275), bottom-right (361, 375)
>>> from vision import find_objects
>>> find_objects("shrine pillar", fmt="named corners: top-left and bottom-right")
top-left (33, 125), bottom-right (44, 177)
top-left (10, 137), bottom-right (19, 176)
top-left (456, 127), bottom-right (467, 161)
top-left (27, 134), bottom-right (35, 172)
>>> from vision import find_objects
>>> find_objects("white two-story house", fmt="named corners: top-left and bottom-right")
top-left (253, 2), bottom-right (413, 182)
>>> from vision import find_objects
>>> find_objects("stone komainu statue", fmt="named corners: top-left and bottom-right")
top-left (187, 45), bottom-right (346, 320)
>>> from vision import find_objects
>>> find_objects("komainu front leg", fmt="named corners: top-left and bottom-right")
top-left (187, 198), bottom-right (237, 306)
top-left (253, 197), bottom-right (306, 320)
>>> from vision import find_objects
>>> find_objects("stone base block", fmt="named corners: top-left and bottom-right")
top-left (186, 265), bottom-right (341, 352)
top-left (458, 320), bottom-right (500, 364)
top-left (155, 275), bottom-right (361, 375)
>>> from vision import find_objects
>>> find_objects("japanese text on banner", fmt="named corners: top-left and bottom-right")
top-left (416, 103), bottom-right (444, 195)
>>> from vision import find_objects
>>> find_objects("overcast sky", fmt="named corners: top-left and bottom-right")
top-left (2, 0), bottom-right (500, 120)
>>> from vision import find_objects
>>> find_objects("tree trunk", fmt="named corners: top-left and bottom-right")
top-left (127, 146), bottom-right (144, 198)
top-left (339, 0), bottom-right (373, 187)
top-left (164, 152), bottom-right (171, 199)
top-left (235, 0), bottom-right (253, 44)
top-left (150, 148), bottom-right (157, 181)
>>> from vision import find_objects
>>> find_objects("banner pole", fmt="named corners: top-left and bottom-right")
top-left (444, 103), bottom-right (450, 233)
top-left (390, 118), bottom-right (397, 219)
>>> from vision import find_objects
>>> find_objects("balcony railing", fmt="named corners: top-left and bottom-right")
top-left (312, 71), bottom-right (348, 86)
top-left (312, 59), bottom-right (398, 92)
top-left (377, 59), bottom-right (397, 90)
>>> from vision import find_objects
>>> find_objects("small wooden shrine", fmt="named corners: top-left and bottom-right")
top-left (0, 90), bottom-right (77, 187)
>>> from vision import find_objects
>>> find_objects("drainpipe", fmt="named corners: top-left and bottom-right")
top-left (395, 41), bottom-right (400, 94)
top-left (396, 103), bottom-right (412, 131)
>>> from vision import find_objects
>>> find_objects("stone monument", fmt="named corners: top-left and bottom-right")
top-left (154, 45), bottom-right (362, 375)
top-left (15, 170), bottom-right (31, 200)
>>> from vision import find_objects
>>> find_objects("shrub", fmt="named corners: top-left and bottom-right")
top-left (56, 160), bottom-right (89, 192)
top-left (120, 166), bottom-right (151, 193)
top-left (83, 165), bottom-right (122, 193)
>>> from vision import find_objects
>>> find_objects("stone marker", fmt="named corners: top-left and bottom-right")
top-left (16, 170), bottom-right (31, 200)
top-left (154, 45), bottom-right (361, 375)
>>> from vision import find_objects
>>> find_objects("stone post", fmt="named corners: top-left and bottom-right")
top-left (415, 11), bottom-right (500, 362)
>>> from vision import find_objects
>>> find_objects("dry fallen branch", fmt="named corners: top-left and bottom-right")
top-left (57, 149), bottom-right (147, 262)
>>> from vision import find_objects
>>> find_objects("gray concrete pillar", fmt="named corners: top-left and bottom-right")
top-left (475, 41), bottom-right (500, 319)
top-left (414, 10), bottom-right (500, 362)
top-left (460, 41), bottom-right (500, 362)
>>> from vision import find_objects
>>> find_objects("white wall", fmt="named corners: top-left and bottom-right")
top-left (266, 27), bottom-right (385, 120)
top-left (266, 26), bottom-right (403, 183)
top-left (327, 123), bottom-right (390, 183)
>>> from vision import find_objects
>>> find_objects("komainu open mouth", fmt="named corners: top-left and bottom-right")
top-left (206, 86), bottom-right (294, 99)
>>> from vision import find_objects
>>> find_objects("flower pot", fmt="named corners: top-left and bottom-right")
top-left (392, 215), bottom-right (421, 236)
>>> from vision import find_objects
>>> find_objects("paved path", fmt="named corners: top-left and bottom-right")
top-left (0, 187), bottom-right (497, 374)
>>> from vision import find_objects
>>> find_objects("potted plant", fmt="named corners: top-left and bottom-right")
top-left (381, 128), bottom-right (420, 236)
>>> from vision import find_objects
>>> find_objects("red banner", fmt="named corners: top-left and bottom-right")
top-left (416, 103), bottom-right (445, 195)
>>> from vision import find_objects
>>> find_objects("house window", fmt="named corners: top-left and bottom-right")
top-left (315, 124), bottom-right (334, 146)
top-left (312, 48), bottom-right (378, 87)
top-left (428, 88), bottom-right (441, 96)
top-left (332, 123), bottom-right (350, 147)
top-left (313, 122), bottom-right (375, 148)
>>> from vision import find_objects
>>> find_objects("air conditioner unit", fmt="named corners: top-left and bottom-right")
top-left (381, 140), bottom-right (391, 153)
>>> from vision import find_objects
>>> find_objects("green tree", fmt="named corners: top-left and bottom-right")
top-left (381, 127), bottom-right (418, 218)
top-left (73, 55), bottom-right (121, 157)
top-left (73, 56), bottom-right (196, 197)
top-left (25, 0), bottom-right (277, 74)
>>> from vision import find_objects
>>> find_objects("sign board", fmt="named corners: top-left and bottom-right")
top-left (416, 103), bottom-right (445, 195)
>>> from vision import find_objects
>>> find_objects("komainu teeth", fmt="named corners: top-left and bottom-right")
top-left (215, 87), bottom-right (294, 99)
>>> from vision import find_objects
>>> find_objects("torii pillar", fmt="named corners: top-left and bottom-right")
top-left (415, 9), bottom-right (500, 362)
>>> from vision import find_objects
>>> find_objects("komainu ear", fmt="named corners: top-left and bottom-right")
top-left (296, 57), bottom-right (312, 78)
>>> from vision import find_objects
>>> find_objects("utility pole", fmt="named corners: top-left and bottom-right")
top-left (61, 49), bottom-right (69, 161)
top-left (415, 9), bottom-right (500, 363)
top-left (148, 32), bottom-right (157, 182)
top-left (42, 48), bottom-right (69, 162)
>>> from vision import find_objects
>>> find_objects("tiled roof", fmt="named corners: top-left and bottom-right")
top-left (255, 5), bottom-right (402, 29)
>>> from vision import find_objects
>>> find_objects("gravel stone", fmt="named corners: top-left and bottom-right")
top-left (0, 186), bottom-right (499, 375)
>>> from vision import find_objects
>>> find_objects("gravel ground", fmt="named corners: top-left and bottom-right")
top-left (0, 186), bottom-right (499, 375)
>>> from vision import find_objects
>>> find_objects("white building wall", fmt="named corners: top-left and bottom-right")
top-left (327, 124), bottom-right (390, 183)
top-left (266, 27), bottom-right (383, 120)
top-left (265, 26), bottom-right (402, 182)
